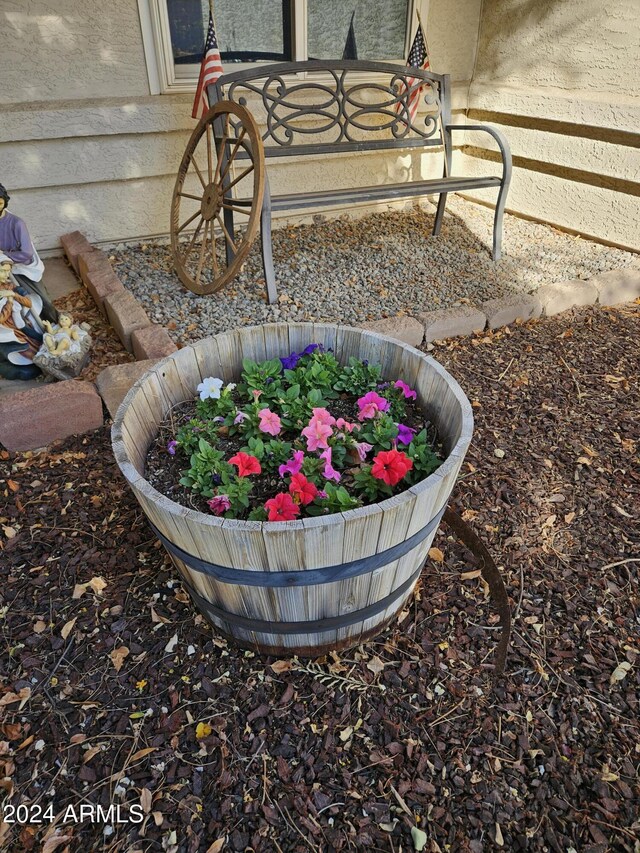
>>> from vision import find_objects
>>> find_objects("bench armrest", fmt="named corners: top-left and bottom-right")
top-left (447, 123), bottom-right (512, 182)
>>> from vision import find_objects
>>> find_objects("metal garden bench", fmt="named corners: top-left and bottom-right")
top-left (171, 60), bottom-right (512, 303)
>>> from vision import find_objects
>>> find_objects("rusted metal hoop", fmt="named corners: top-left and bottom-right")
top-left (170, 100), bottom-right (265, 295)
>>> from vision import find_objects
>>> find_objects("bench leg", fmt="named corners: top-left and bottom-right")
top-left (432, 192), bottom-right (448, 237)
top-left (260, 182), bottom-right (278, 305)
top-left (492, 181), bottom-right (509, 261)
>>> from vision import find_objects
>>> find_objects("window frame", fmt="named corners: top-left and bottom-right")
top-left (138, 0), bottom-right (424, 95)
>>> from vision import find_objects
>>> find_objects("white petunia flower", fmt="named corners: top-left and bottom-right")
top-left (197, 377), bottom-right (224, 401)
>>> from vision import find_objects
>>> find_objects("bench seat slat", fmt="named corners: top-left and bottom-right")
top-left (269, 175), bottom-right (502, 211)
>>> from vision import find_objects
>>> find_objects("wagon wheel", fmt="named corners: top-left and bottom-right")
top-left (170, 100), bottom-right (265, 295)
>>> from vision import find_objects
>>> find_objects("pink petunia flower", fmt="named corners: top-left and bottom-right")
top-left (394, 380), bottom-right (417, 400)
top-left (357, 391), bottom-right (391, 421)
top-left (258, 408), bottom-right (282, 436)
top-left (311, 407), bottom-right (336, 427)
top-left (320, 447), bottom-right (341, 482)
top-left (207, 494), bottom-right (231, 516)
top-left (354, 441), bottom-right (373, 461)
top-left (336, 418), bottom-right (357, 433)
top-left (278, 450), bottom-right (305, 478)
top-left (301, 416), bottom-right (333, 452)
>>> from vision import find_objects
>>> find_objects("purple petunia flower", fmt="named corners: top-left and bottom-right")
top-left (396, 423), bottom-right (416, 446)
top-left (280, 352), bottom-right (300, 370)
top-left (302, 343), bottom-right (322, 356)
top-left (167, 440), bottom-right (177, 456)
top-left (234, 411), bottom-right (247, 425)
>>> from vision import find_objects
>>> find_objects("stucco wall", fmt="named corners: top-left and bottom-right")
top-left (0, 0), bottom-right (483, 253)
top-left (459, 0), bottom-right (640, 249)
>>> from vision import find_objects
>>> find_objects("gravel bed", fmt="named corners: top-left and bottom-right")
top-left (111, 196), bottom-right (638, 344)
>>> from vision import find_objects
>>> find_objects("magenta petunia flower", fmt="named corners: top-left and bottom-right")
top-left (258, 408), bottom-right (282, 436)
top-left (320, 447), bottom-right (341, 482)
top-left (278, 450), bottom-right (305, 478)
top-left (394, 380), bottom-right (417, 400)
top-left (207, 494), bottom-right (231, 515)
top-left (357, 391), bottom-right (390, 421)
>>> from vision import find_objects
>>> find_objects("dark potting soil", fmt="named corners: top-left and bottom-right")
top-left (144, 390), bottom-right (441, 517)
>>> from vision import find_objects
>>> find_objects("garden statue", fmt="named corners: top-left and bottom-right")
top-left (0, 257), bottom-right (45, 380)
top-left (0, 182), bottom-right (58, 325)
top-left (34, 313), bottom-right (92, 380)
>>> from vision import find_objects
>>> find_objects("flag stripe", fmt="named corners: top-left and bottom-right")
top-left (396, 23), bottom-right (430, 124)
top-left (192, 12), bottom-right (224, 120)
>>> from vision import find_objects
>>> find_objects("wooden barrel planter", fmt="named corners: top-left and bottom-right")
top-left (112, 323), bottom-right (473, 656)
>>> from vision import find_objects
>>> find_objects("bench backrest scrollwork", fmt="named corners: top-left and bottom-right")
top-left (211, 60), bottom-right (450, 158)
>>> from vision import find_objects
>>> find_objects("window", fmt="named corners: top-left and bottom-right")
top-left (140, 0), bottom-right (417, 94)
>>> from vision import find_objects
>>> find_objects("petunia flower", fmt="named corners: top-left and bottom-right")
top-left (251, 389), bottom-right (263, 401)
top-left (280, 352), bottom-right (300, 371)
top-left (207, 494), bottom-right (231, 516)
top-left (228, 452), bottom-right (262, 477)
top-left (357, 391), bottom-right (391, 421)
top-left (197, 377), bottom-right (224, 401)
top-left (278, 450), bottom-right (305, 478)
top-left (289, 473), bottom-right (319, 506)
top-left (265, 492), bottom-right (300, 522)
top-left (301, 416), bottom-right (333, 452)
top-left (396, 423), bottom-right (416, 445)
top-left (371, 449), bottom-right (413, 487)
top-left (167, 440), bottom-right (177, 456)
top-left (354, 441), bottom-right (373, 461)
top-left (336, 418), bottom-right (357, 433)
top-left (311, 407), bottom-right (336, 427)
top-left (258, 408), bottom-right (282, 436)
top-left (394, 380), bottom-right (417, 400)
top-left (302, 343), bottom-right (322, 356)
top-left (320, 447), bottom-right (341, 482)
top-left (233, 411), bottom-right (247, 425)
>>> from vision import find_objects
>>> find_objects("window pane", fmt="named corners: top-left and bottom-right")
top-left (307, 0), bottom-right (409, 61)
top-left (167, 0), bottom-right (292, 65)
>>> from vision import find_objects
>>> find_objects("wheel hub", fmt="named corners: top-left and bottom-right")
top-left (201, 183), bottom-right (222, 220)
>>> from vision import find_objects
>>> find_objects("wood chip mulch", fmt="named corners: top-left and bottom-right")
top-left (0, 304), bottom-right (638, 853)
top-left (53, 285), bottom-right (134, 382)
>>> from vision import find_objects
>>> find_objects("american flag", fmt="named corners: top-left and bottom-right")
top-left (192, 11), bottom-right (224, 120)
top-left (397, 22), bottom-right (430, 124)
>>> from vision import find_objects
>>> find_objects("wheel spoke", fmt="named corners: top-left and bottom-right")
top-left (177, 210), bottom-right (200, 234)
top-left (210, 221), bottom-right (219, 276)
top-left (221, 202), bottom-right (252, 216)
top-left (183, 217), bottom-right (204, 262)
top-left (195, 221), bottom-right (209, 285)
top-left (206, 124), bottom-right (213, 183)
top-left (178, 191), bottom-right (203, 202)
top-left (224, 164), bottom-right (254, 194)
top-left (216, 213), bottom-right (237, 253)
top-left (219, 127), bottom-right (247, 182)
top-left (213, 114), bottom-right (231, 185)
top-left (191, 158), bottom-right (207, 188)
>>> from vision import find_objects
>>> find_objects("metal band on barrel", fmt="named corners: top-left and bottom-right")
top-left (182, 563), bottom-right (423, 634)
top-left (148, 503), bottom-right (446, 589)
